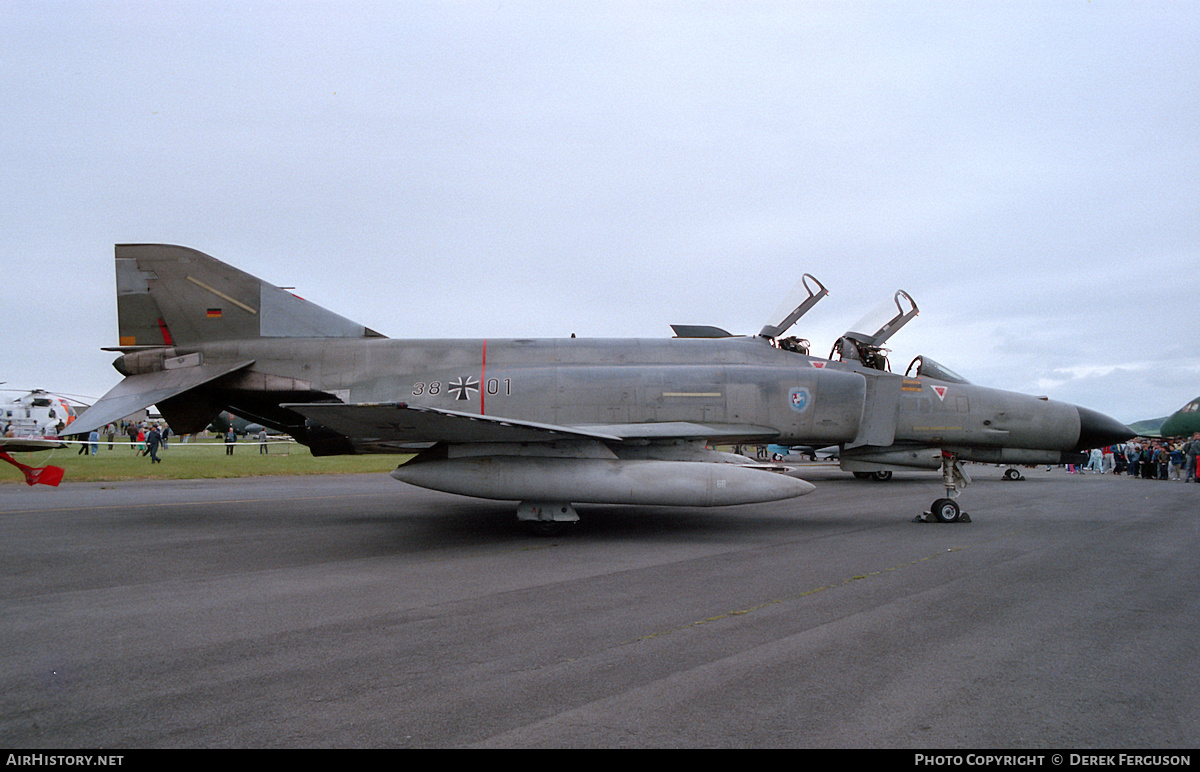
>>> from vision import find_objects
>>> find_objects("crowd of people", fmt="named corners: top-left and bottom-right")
top-left (66, 420), bottom-right (172, 462)
top-left (1, 418), bottom-right (274, 460)
top-left (10, 416), bottom-right (1197, 480)
top-left (1073, 433), bottom-right (1200, 482)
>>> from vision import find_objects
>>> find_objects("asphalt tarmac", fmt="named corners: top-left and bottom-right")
top-left (1, 464), bottom-right (1197, 748)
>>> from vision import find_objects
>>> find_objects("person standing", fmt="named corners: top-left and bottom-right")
top-left (1187, 433), bottom-right (1200, 483)
top-left (258, 428), bottom-right (268, 454)
top-left (1125, 442), bottom-right (1140, 477)
top-left (1168, 443), bottom-right (1184, 481)
top-left (146, 425), bottom-right (162, 463)
top-left (225, 428), bottom-right (237, 455)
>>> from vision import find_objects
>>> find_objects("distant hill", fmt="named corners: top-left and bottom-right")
top-left (1128, 417), bottom-right (1166, 437)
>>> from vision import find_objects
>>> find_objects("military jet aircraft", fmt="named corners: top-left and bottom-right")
top-left (69, 244), bottom-right (1132, 531)
top-left (207, 410), bottom-right (280, 439)
top-left (1158, 396), bottom-right (1200, 439)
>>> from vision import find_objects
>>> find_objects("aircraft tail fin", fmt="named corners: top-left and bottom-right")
top-left (114, 244), bottom-right (385, 347)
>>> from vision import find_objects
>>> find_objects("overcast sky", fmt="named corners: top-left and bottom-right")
top-left (3, 1), bottom-right (1197, 424)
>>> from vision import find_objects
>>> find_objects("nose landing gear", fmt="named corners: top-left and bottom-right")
top-left (916, 452), bottom-right (972, 523)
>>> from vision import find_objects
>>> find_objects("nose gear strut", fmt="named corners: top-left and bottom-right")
top-left (916, 451), bottom-right (972, 523)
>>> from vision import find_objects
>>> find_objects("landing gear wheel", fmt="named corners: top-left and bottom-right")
top-left (931, 497), bottom-right (961, 523)
top-left (871, 470), bottom-right (893, 481)
top-left (1003, 468), bottom-right (1023, 481)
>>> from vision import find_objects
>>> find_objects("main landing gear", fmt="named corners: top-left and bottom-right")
top-left (916, 452), bottom-right (972, 524)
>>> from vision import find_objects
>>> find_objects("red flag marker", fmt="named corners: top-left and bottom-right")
top-left (0, 451), bottom-right (65, 487)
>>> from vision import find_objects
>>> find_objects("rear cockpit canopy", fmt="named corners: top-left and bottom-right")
top-left (828, 290), bottom-right (919, 372)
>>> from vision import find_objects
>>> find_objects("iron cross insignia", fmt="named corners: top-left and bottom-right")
top-left (449, 376), bottom-right (480, 401)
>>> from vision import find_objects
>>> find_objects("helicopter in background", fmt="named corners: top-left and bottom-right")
top-left (1, 388), bottom-right (87, 438)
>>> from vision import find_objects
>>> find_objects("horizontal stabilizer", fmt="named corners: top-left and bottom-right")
top-left (69, 360), bottom-right (255, 436)
top-left (0, 438), bottom-right (68, 453)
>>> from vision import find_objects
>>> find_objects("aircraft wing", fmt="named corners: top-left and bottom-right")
top-left (68, 360), bottom-right (256, 436)
top-left (285, 402), bottom-right (779, 447)
top-left (286, 402), bottom-right (625, 445)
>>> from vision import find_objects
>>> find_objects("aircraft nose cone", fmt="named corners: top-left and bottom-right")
top-left (1074, 406), bottom-right (1134, 451)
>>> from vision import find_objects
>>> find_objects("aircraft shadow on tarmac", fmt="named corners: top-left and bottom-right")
top-left (334, 474), bottom-right (959, 547)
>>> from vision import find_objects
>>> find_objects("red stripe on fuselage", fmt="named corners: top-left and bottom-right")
top-left (479, 339), bottom-right (488, 415)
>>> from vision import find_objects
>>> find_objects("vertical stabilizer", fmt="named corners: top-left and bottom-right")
top-left (115, 244), bottom-right (385, 347)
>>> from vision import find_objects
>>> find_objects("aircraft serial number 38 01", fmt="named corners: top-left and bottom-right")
top-left (70, 245), bottom-right (1132, 533)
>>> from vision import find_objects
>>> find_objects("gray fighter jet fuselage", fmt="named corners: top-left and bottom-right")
top-left (124, 334), bottom-right (1106, 460)
top-left (72, 245), bottom-right (1132, 528)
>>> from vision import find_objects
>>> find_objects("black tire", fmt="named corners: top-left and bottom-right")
top-left (1003, 468), bottom-right (1021, 481)
top-left (931, 498), bottom-right (961, 523)
top-left (871, 470), bottom-right (893, 481)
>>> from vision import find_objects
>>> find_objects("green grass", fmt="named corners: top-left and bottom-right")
top-left (1, 438), bottom-right (411, 483)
